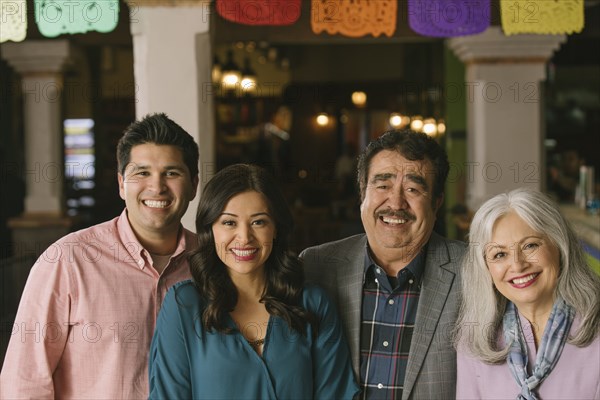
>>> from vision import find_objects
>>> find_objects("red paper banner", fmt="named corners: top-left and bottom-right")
top-left (216, 0), bottom-right (301, 26)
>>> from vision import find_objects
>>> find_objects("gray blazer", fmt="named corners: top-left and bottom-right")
top-left (300, 232), bottom-right (465, 400)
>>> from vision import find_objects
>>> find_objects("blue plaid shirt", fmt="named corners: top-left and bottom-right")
top-left (359, 246), bottom-right (425, 400)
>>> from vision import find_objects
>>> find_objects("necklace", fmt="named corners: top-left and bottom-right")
top-left (248, 338), bottom-right (265, 347)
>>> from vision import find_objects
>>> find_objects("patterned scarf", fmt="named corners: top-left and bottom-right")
top-left (503, 298), bottom-right (574, 400)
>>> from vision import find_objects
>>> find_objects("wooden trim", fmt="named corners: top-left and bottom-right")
top-left (126, 0), bottom-right (208, 7)
top-left (8, 214), bottom-right (73, 228)
top-left (465, 57), bottom-right (549, 65)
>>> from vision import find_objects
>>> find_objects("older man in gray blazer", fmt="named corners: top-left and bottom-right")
top-left (301, 130), bottom-right (465, 400)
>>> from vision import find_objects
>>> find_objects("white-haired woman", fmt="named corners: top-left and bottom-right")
top-left (455, 188), bottom-right (600, 399)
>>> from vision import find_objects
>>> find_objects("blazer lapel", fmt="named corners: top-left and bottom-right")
top-left (402, 233), bottom-right (456, 399)
top-left (335, 235), bottom-right (367, 376)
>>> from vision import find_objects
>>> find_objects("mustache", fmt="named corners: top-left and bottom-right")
top-left (376, 209), bottom-right (416, 221)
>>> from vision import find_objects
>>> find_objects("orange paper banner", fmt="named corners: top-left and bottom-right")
top-left (311, 0), bottom-right (397, 38)
top-left (500, 0), bottom-right (584, 35)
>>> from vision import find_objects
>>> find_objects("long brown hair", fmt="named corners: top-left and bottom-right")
top-left (189, 164), bottom-right (317, 335)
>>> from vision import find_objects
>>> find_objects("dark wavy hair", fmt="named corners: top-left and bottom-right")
top-left (117, 113), bottom-right (199, 180)
top-left (190, 164), bottom-right (317, 335)
top-left (357, 129), bottom-right (449, 205)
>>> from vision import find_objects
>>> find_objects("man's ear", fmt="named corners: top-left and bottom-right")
top-left (118, 173), bottom-right (125, 200)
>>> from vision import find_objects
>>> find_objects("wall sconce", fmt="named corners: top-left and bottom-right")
top-left (240, 57), bottom-right (257, 95)
top-left (410, 116), bottom-right (423, 132)
top-left (221, 50), bottom-right (241, 90)
top-left (351, 91), bottom-right (367, 108)
top-left (316, 113), bottom-right (330, 126)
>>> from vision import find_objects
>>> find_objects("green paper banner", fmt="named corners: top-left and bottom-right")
top-left (35, 0), bottom-right (119, 38)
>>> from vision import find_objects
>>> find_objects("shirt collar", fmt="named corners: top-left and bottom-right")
top-left (362, 241), bottom-right (427, 285)
top-left (117, 209), bottom-right (192, 270)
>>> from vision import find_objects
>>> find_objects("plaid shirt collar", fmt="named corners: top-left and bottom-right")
top-left (363, 242), bottom-right (427, 289)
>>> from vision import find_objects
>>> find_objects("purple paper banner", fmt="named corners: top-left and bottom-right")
top-left (408, 0), bottom-right (490, 37)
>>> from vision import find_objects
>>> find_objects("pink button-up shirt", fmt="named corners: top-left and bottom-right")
top-left (0, 210), bottom-right (195, 399)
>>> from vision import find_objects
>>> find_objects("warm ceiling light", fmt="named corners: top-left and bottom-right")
top-left (240, 57), bottom-right (257, 94)
top-left (241, 76), bottom-right (256, 88)
top-left (221, 50), bottom-right (241, 90)
top-left (389, 113), bottom-right (403, 128)
top-left (437, 120), bottom-right (446, 135)
top-left (316, 113), bottom-right (330, 126)
top-left (351, 91), bottom-right (367, 107)
top-left (410, 116), bottom-right (423, 132)
top-left (222, 71), bottom-right (241, 89)
top-left (422, 118), bottom-right (437, 136)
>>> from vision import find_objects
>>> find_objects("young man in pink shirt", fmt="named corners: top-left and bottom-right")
top-left (0, 113), bottom-right (199, 399)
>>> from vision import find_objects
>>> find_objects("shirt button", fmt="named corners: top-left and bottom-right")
top-left (377, 383), bottom-right (383, 389)
top-left (376, 268), bottom-right (381, 274)
top-left (409, 279), bottom-right (414, 284)
top-left (383, 341), bottom-right (389, 347)
top-left (388, 299), bottom-right (395, 305)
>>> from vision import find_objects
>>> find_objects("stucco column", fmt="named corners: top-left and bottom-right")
top-left (2, 40), bottom-right (73, 257)
top-left (447, 27), bottom-right (566, 210)
top-left (127, 0), bottom-right (214, 232)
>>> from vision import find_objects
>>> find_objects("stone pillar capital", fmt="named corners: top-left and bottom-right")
top-left (447, 26), bottom-right (566, 65)
top-left (1, 40), bottom-right (71, 75)
top-left (445, 26), bottom-right (568, 209)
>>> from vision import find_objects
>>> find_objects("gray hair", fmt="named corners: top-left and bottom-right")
top-left (455, 188), bottom-right (600, 363)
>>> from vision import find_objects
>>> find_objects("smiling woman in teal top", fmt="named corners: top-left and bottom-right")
top-left (148, 164), bottom-right (358, 399)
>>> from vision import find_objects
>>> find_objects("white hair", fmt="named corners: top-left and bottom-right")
top-left (455, 188), bottom-right (600, 363)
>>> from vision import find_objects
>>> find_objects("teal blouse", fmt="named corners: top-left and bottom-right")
top-left (149, 280), bottom-right (359, 399)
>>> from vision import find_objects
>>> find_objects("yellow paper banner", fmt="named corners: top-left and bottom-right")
top-left (311, 0), bottom-right (397, 38)
top-left (500, 0), bottom-right (584, 35)
top-left (1, 0), bottom-right (27, 43)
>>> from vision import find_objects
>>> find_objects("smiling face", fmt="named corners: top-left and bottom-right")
top-left (212, 191), bottom-right (276, 279)
top-left (486, 211), bottom-right (560, 313)
top-left (360, 150), bottom-right (441, 264)
top-left (118, 143), bottom-right (198, 246)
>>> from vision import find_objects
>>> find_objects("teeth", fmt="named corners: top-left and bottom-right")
top-left (512, 273), bottom-right (538, 285)
top-left (144, 200), bottom-right (169, 208)
top-left (231, 249), bottom-right (257, 257)
top-left (382, 216), bottom-right (407, 224)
